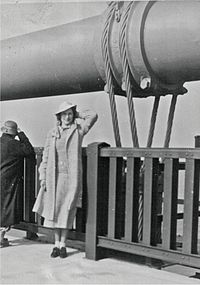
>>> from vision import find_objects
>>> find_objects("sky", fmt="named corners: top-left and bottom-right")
top-left (1, 1), bottom-right (200, 148)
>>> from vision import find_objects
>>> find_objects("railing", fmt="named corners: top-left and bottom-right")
top-left (15, 147), bottom-right (87, 248)
top-left (15, 141), bottom-right (200, 268)
top-left (85, 142), bottom-right (200, 268)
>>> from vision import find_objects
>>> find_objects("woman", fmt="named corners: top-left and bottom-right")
top-left (33, 101), bottom-right (98, 258)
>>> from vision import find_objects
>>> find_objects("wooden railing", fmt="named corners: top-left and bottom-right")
top-left (15, 147), bottom-right (87, 247)
top-left (85, 142), bottom-right (200, 268)
top-left (15, 142), bottom-right (200, 268)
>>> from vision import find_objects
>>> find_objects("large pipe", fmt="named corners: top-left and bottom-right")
top-left (1, 1), bottom-right (200, 101)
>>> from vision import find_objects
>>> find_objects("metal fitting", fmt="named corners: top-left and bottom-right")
top-left (140, 77), bottom-right (151, 89)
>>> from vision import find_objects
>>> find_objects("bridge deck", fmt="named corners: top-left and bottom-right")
top-left (0, 229), bottom-right (199, 284)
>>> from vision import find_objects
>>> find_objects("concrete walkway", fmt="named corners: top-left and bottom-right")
top-left (0, 229), bottom-right (199, 284)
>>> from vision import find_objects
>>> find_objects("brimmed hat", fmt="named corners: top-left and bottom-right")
top-left (55, 101), bottom-right (77, 115)
top-left (1, 120), bottom-right (18, 135)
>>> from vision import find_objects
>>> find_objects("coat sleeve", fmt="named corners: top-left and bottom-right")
top-left (38, 130), bottom-right (52, 181)
top-left (76, 109), bottom-right (98, 136)
top-left (13, 131), bottom-right (35, 156)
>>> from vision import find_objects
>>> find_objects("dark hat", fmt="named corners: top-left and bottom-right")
top-left (1, 120), bottom-right (18, 135)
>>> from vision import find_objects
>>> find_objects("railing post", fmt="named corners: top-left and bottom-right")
top-left (195, 135), bottom-right (200, 148)
top-left (85, 142), bottom-right (109, 260)
top-left (194, 134), bottom-right (200, 253)
top-left (75, 147), bottom-right (87, 233)
top-left (24, 153), bottom-right (37, 239)
top-left (35, 148), bottom-right (44, 226)
top-left (182, 136), bottom-right (200, 255)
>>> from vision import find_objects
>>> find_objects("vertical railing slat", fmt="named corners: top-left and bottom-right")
top-left (108, 157), bottom-right (117, 239)
top-left (162, 158), bottom-right (178, 250)
top-left (24, 154), bottom-right (36, 223)
top-left (125, 157), bottom-right (140, 242)
top-left (125, 158), bottom-right (134, 242)
top-left (182, 158), bottom-right (199, 254)
top-left (35, 149), bottom-right (43, 225)
top-left (162, 159), bottom-right (173, 249)
top-left (142, 157), bottom-right (159, 246)
top-left (192, 160), bottom-right (200, 254)
top-left (142, 158), bottom-right (153, 245)
top-left (183, 158), bottom-right (194, 253)
top-left (75, 150), bottom-right (87, 233)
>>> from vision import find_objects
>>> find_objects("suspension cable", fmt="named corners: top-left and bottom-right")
top-left (102, 2), bottom-right (121, 147)
top-left (164, 95), bottom-right (178, 148)
top-left (147, 96), bottom-right (160, 147)
top-left (119, 1), bottom-right (139, 148)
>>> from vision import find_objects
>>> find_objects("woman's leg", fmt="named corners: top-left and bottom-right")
top-left (54, 228), bottom-right (61, 248)
top-left (60, 229), bottom-right (68, 248)
top-left (50, 228), bottom-right (61, 258)
top-left (60, 229), bottom-right (68, 258)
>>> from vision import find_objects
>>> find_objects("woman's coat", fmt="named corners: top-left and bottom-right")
top-left (33, 109), bottom-right (98, 222)
top-left (0, 132), bottom-right (35, 227)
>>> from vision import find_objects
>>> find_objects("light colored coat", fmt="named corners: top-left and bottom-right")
top-left (33, 109), bottom-right (98, 221)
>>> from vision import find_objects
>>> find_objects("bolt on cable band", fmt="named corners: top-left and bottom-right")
top-left (102, 2), bottom-right (121, 147)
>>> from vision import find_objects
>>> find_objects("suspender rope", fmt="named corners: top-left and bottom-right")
top-left (147, 96), bottom-right (160, 147)
top-left (119, 2), bottom-right (139, 148)
top-left (119, 1), bottom-right (142, 241)
top-left (164, 95), bottom-right (178, 148)
top-left (138, 96), bottom-right (160, 240)
top-left (102, 2), bottom-right (121, 147)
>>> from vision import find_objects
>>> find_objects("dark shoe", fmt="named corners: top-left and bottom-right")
top-left (50, 247), bottom-right (60, 258)
top-left (0, 238), bottom-right (9, 248)
top-left (60, 247), bottom-right (67, 258)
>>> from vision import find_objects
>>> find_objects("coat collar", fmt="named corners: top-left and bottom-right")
top-left (51, 122), bottom-right (77, 139)
top-left (1, 133), bottom-right (15, 141)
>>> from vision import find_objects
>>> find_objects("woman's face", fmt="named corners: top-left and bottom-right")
top-left (61, 108), bottom-right (74, 127)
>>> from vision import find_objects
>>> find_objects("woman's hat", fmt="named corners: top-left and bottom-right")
top-left (55, 101), bottom-right (77, 115)
top-left (1, 120), bottom-right (18, 135)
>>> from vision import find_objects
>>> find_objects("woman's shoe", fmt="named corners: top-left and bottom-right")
top-left (60, 247), bottom-right (67, 258)
top-left (50, 247), bottom-right (60, 258)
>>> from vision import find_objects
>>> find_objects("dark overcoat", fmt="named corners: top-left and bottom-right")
top-left (0, 132), bottom-right (35, 227)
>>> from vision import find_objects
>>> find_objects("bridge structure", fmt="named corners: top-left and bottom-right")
top-left (1, 1), bottom-right (200, 268)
